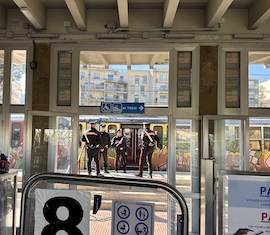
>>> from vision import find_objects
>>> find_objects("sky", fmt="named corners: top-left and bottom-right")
top-left (249, 64), bottom-right (270, 83)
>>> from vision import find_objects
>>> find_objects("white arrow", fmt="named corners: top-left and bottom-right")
top-left (139, 105), bottom-right (144, 111)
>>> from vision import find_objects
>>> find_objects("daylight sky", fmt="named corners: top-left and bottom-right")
top-left (249, 64), bottom-right (270, 82)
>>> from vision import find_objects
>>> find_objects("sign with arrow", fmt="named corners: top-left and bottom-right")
top-left (100, 102), bottom-right (145, 114)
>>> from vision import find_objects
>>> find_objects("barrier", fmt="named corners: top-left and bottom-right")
top-left (0, 172), bottom-right (18, 235)
top-left (19, 172), bottom-right (188, 235)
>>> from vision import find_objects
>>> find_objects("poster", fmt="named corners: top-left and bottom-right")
top-left (226, 175), bottom-right (270, 235)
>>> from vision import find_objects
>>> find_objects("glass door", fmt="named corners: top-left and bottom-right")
top-left (202, 116), bottom-right (249, 171)
top-left (23, 111), bottom-right (78, 185)
top-left (201, 115), bottom-right (249, 235)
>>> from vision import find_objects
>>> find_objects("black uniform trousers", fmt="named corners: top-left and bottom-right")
top-left (86, 148), bottom-right (100, 174)
top-left (99, 147), bottom-right (108, 170)
top-left (138, 147), bottom-right (154, 176)
top-left (114, 149), bottom-right (126, 172)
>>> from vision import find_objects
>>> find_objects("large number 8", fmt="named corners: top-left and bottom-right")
top-left (42, 196), bottom-right (83, 235)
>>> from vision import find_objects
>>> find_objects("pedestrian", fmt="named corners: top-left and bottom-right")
top-left (111, 129), bottom-right (127, 173)
top-left (99, 123), bottom-right (111, 173)
top-left (0, 150), bottom-right (9, 174)
top-left (82, 121), bottom-right (102, 176)
top-left (136, 123), bottom-right (161, 178)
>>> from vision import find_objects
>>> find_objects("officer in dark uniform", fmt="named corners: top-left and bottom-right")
top-left (136, 123), bottom-right (161, 178)
top-left (99, 123), bottom-right (111, 173)
top-left (111, 129), bottom-right (127, 173)
top-left (82, 121), bottom-right (102, 176)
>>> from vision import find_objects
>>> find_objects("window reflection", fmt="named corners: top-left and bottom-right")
top-left (11, 50), bottom-right (26, 105)
top-left (79, 51), bottom-right (169, 107)
top-left (0, 50), bottom-right (4, 104)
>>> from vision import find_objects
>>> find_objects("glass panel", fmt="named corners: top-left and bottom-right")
top-left (10, 50), bottom-right (26, 105)
top-left (175, 119), bottom-right (200, 234)
top-left (9, 114), bottom-right (24, 171)
top-left (225, 52), bottom-right (240, 108)
top-left (0, 50), bottom-right (4, 104)
top-left (177, 52), bottom-right (192, 107)
top-left (175, 119), bottom-right (199, 191)
top-left (210, 119), bottom-right (244, 171)
top-left (79, 51), bottom-right (169, 107)
top-left (31, 115), bottom-right (72, 176)
top-left (249, 117), bottom-right (270, 172)
top-left (248, 51), bottom-right (270, 107)
top-left (78, 115), bottom-right (168, 179)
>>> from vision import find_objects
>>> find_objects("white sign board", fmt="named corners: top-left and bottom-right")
top-left (111, 200), bottom-right (155, 235)
top-left (34, 189), bottom-right (90, 235)
top-left (227, 175), bottom-right (270, 235)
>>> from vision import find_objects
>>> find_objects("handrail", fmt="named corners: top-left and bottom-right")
top-left (20, 172), bottom-right (189, 235)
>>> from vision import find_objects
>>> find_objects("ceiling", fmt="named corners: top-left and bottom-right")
top-left (1, 0), bottom-right (270, 66)
top-left (0, 0), bottom-right (268, 31)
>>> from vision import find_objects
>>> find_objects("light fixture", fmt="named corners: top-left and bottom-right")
top-left (28, 33), bottom-right (59, 38)
top-left (20, 7), bottom-right (44, 30)
top-left (96, 33), bottom-right (128, 39)
top-left (164, 33), bottom-right (195, 39)
top-left (233, 34), bottom-right (264, 39)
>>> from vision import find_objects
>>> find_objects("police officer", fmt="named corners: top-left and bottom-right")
top-left (99, 123), bottom-right (111, 173)
top-left (136, 123), bottom-right (161, 178)
top-left (111, 129), bottom-right (127, 173)
top-left (82, 121), bottom-right (102, 176)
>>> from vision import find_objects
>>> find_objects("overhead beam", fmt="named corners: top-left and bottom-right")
top-left (65, 0), bottom-right (86, 31)
top-left (0, 4), bottom-right (7, 29)
top-left (97, 54), bottom-right (109, 68)
top-left (205, 0), bottom-right (233, 28)
top-left (150, 54), bottom-right (159, 68)
top-left (117, 0), bottom-right (128, 28)
top-left (249, 0), bottom-right (270, 30)
top-left (13, 0), bottom-right (46, 29)
top-left (163, 0), bottom-right (180, 28)
top-left (125, 53), bottom-right (131, 68)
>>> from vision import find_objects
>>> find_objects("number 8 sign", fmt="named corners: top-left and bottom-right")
top-left (34, 189), bottom-right (90, 235)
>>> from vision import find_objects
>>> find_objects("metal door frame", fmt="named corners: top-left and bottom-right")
top-left (23, 110), bottom-right (78, 187)
top-left (201, 115), bottom-right (249, 235)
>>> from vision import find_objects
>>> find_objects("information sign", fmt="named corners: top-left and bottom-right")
top-left (100, 102), bottom-right (144, 114)
top-left (227, 175), bottom-right (270, 235)
top-left (111, 200), bottom-right (154, 235)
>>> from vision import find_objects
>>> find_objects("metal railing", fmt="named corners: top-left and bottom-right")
top-left (19, 172), bottom-right (189, 235)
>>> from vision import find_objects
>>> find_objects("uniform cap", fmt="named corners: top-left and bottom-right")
top-left (100, 123), bottom-right (106, 127)
top-left (143, 122), bottom-right (150, 127)
top-left (117, 129), bottom-right (122, 132)
top-left (89, 120), bottom-right (98, 124)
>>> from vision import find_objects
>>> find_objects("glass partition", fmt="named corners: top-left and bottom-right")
top-left (175, 119), bottom-right (200, 234)
top-left (10, 50), bottom-right (26, 105)
top-left (30, 115), bottom-right (72, 176)
top-left (0, 50), bottom-right (4, 104)
top-left (249, 51), bottom-right (270, 108)
top-left (79, 51), bottom-right (169, 107)
top-left (0, 172), bottom-right (18, 235)
top-left (9, 114), bottom-right (24, 171)
top-left (249, 117), bottom-right (270, 172)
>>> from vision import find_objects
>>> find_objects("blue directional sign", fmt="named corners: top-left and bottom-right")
top-left (100, 102), bottom-right (144, 114)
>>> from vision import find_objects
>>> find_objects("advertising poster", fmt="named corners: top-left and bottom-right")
top-left (226, 175), bottom-right (270, 235)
